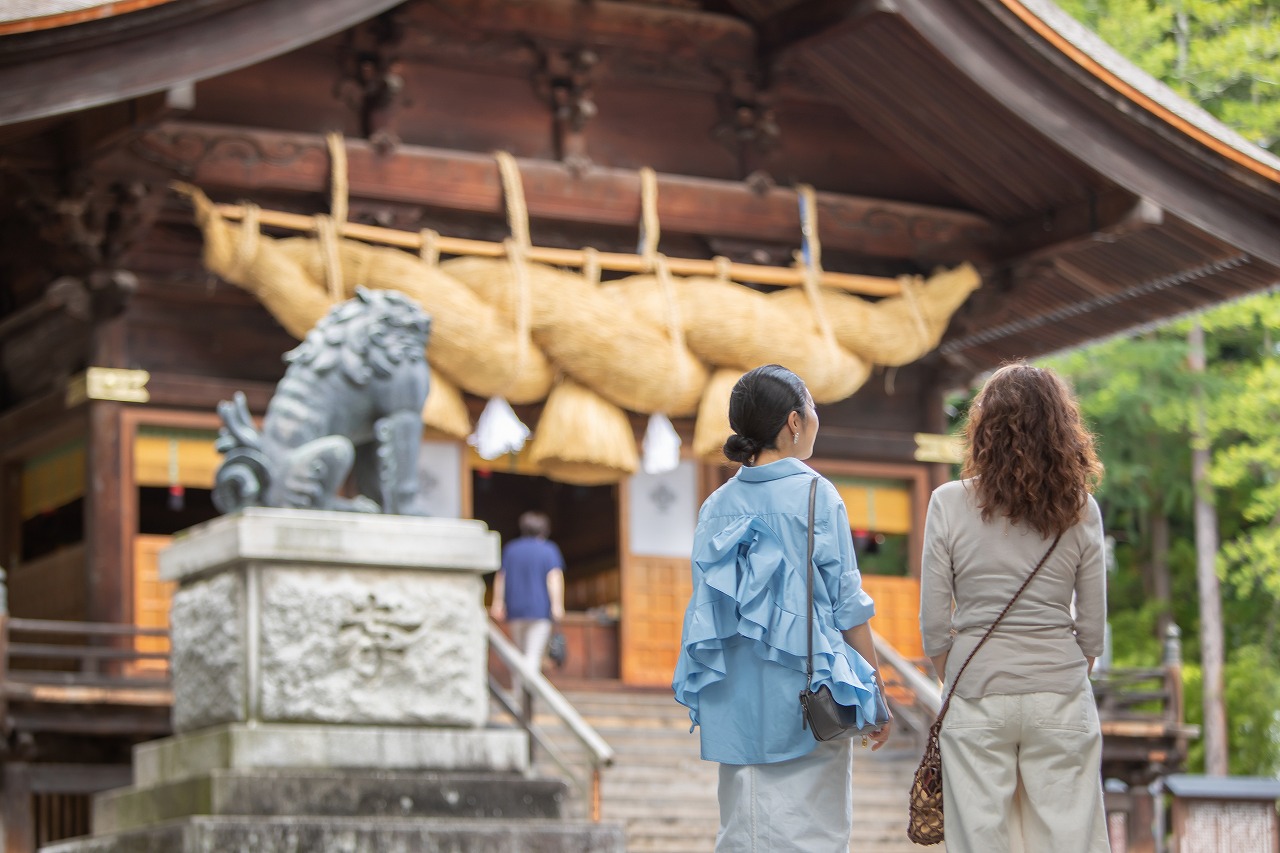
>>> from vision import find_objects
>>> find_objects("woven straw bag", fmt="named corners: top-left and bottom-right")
top-left (907, 718), bottom-right (945, 844)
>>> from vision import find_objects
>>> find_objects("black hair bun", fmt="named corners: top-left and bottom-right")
top-left (723, 433), bottom-right (761, 464)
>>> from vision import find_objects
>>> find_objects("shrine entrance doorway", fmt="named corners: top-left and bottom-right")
top-left (469, 455), bottom-right (622, 681)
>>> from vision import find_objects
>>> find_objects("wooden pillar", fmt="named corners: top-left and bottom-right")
top-left (1, 462), bottom-right (19, 572)
top-left (85, 315), bottom-right (131, 627)
top-left (2, 762), bottom-right (35, 853)
top-left (85, 400), bottom-right (127, 626)
top-left (1128, 790), bottom-right (1156, 853)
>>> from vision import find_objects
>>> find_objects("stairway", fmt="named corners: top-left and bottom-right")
top-left (500, 685), bottom-right (932, 853)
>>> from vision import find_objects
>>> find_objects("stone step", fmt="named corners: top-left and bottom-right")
top-left (44, 815), bottom-right (625, 853)
top-left (93, 769), bottom-right (569, 834)
top-left (498, 685), bottom-right (930, 853)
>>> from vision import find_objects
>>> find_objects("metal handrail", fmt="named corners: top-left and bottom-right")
top-left (487, 622), bottom-right (614, 821)
top-left (872, 629), bottom-right (942, 717)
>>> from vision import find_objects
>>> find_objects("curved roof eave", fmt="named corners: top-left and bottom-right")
top-left (881, 0), bottom-right (1280, 269)
top-left (0, 2), bottom-right (180, 36)
top-left (0, 0), bottom-right (404, 126)
top-left (1001, 0), bottom-right (1280, 184)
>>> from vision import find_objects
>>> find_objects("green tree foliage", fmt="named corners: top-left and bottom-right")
top-left (1037, 0), bottom-right (1280, 779)
top-left (1057, 0), bottom-right (1280, 152)
top-left (1044, 296), bottom-right (1280, 776)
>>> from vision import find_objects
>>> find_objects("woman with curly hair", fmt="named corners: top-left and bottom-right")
top-left (919, 362), bottom-right (1109, 853)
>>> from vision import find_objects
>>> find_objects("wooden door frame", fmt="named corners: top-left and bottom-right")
top-left (116, 407), bottom-right (221, 625)
top-left (809, 457), bottom-right (931, 579)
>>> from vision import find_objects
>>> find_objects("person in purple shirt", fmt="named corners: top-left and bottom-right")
top-left (490, 511), bottom-right (566, 701)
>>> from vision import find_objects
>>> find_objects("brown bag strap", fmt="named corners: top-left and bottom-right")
top-left (933, 531), bottom-right (1064, 724)
top-left (804, 477), bottom-right (819, 684)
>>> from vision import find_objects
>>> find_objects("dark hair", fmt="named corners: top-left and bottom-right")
top-left (722, 364), bottom-right (809, 464)
top-left (518, 511), bottom-right (551, 538)
top-left (962, 362), bottom-right (1103, 538)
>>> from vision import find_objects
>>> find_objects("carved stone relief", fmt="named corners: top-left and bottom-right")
top-left (258, 568), bottom-right (487, 726)
top-left (170, 570), bottom-right (245, 733)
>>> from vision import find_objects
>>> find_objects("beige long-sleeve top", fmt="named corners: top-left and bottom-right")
top-left (920, 479), bottom-right (1107, 698)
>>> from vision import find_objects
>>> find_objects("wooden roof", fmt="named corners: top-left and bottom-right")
top-left (1, 0), bottom-right (1278, 379)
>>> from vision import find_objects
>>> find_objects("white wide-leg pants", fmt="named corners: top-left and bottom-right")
top-left (716, 738), bottom-right (853, 852)
top-left (939, 686), bottom-right (1111, 853)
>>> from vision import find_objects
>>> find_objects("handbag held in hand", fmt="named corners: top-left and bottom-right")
top-left (797, 477), bottom-right (891, 742)
top-left (907, 532), bottom-right (1063, 846)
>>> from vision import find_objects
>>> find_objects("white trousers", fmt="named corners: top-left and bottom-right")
top-left (507, 617), bottom-right (552, 700)
top-left (939, 687), bottom-right (1111, 853)
top-left (716, 739), bottom-right (853, 853)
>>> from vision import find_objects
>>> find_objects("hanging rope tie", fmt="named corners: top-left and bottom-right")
top-left (419, 228), bottom-right (440, 267)
top-left (228, 202), bottom-right (261, 281)
top-left (310, 133), bottom-right (353, 303)
top-left (581, 246), bottom-right (601, 287)
top-left (315, 214), bottom-right (344, 303)
top-left (712, 255), bottom-right (732, 284)
top-left (468, 152), bottom-right (535, 459)
top-left (495, 150), bottom-right (532, 252)
top-left (638, 168), bottom-right (688, 358)
top-left (495, 152), bottom-right (534, 390)
top-left (797, 184), bottom-right (837, 344)
top-left (638, 166), bottom-right (685, 474)
top-left (326, 131), bottom-right (349, 233)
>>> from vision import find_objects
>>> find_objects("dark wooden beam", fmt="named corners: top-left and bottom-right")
top-left (107, 121), bottom-right (996, 262)
top-left (6, 708), bottom-right (171, 736)
top-left (758, 0), bottom-right (891, 56)
top-left (407, 0), bottom-right (755, 66)
top-left (85, 400), bottom-right (126, 626)
top-left (996, 193), bottom-right (1164, 265)
top-left (0, 390), bottom-right (86, 465)
top-left (0, 0), bottom-right (406, 126)
top-left (144, 373), bottom-right (275, 414)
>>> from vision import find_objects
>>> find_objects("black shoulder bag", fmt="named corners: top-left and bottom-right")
top-left (798, 477), bottom-right (892, 741)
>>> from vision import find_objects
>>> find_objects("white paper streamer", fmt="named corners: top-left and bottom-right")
top-left (467, 397), bottom-right (531, 460)
top-left (641, 412), bottom-right (682, 475)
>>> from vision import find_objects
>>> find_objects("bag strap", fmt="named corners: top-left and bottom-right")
top-left (933, 530), bottom-right (1063, 724)
top-left (805, 477), bottom-right (819, 684)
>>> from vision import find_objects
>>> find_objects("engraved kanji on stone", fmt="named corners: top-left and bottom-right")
top-left (338, 593), bottom-right (425, 679)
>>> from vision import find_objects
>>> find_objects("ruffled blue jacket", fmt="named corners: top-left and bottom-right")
top-left (672, 457), bottom-right (878, 765)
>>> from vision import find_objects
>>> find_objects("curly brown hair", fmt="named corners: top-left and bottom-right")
top-left (961, 363), bottom-right (1103, 538)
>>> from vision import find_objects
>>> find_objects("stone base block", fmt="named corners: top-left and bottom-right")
top-left (42, 816), bottom-right (626, 853)
top-left (133, 724), bottom-right (528, 787)
top-left (94, 770), bottom-right (569, 834)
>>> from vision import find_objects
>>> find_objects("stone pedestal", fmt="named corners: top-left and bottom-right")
top-left (45, 510), bottom-right (624, 853)
top-left (161, 508), bottom-right (496, 731)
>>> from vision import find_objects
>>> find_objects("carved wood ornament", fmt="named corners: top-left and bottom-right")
top-left (336, 10), bottom-right (410, 152)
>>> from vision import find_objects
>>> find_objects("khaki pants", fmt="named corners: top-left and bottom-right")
top-left (939, 687), bottom-right (1111, 853)
top-left (507, 617), bottom-right (552, 700)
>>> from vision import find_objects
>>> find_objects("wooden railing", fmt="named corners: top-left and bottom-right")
top-left (0, 589), bottom-right (173, 739)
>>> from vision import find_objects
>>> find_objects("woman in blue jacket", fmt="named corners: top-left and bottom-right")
top-left (673, 364), bottom-right (891, 852)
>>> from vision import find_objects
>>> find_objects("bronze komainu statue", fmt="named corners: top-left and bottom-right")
top-left (213, 287), bottom-right (433, 516)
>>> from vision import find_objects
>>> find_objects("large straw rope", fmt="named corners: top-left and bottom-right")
top-left (175, 160), bottom-right (980, 476)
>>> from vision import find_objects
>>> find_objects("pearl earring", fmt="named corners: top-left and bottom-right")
top-left (793, 432), bottom-right (798, 445)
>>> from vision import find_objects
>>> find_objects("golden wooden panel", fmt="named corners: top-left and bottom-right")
top-left (622, 554), bottom-right (691, 687)
top-left (134, 432), bottom-right (219, 490)
top-left (130, 534), bottom-right (175, 675)
top-left (861, 575), bottom-right (924, 660)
